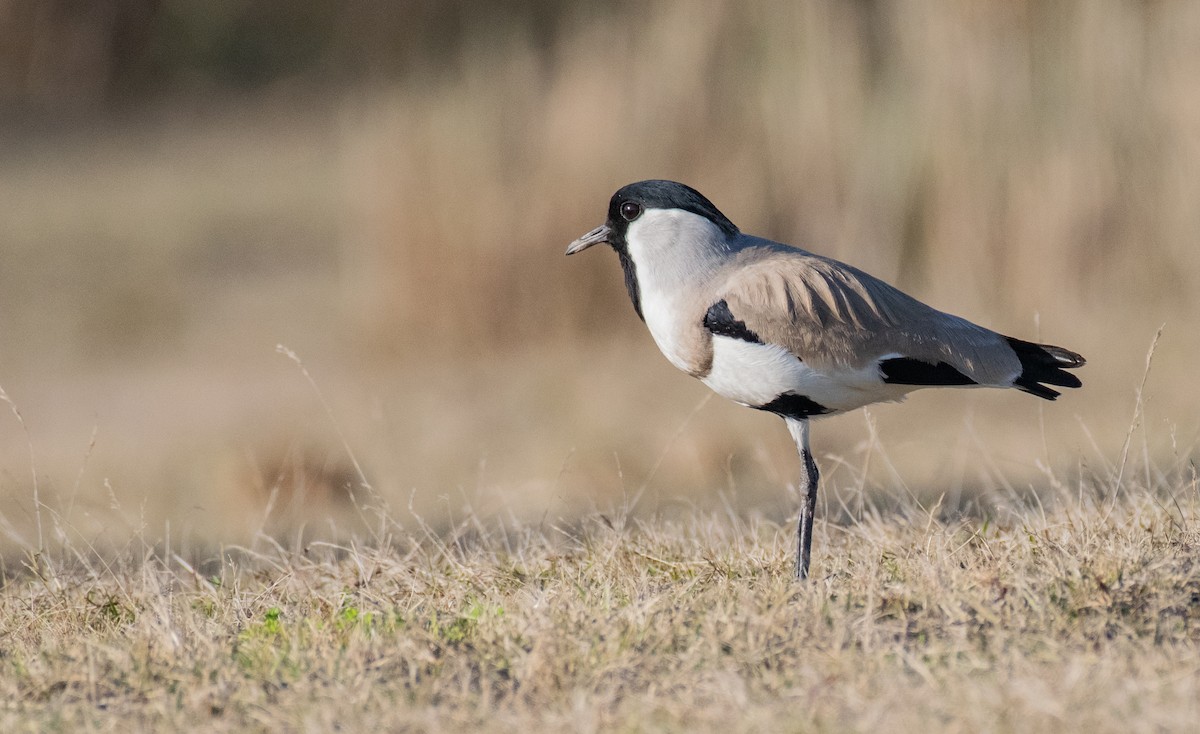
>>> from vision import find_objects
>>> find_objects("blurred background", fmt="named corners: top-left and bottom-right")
top-left (1, 0), bottom-right (1197, 553)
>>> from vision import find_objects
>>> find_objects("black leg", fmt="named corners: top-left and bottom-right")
top-left (785, 418), bottom-right (820, 580)
top-left (796, 447), bottom-right (819, 580)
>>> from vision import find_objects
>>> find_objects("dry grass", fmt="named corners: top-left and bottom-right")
top-left (2, 465), bottom-right (1198, 733)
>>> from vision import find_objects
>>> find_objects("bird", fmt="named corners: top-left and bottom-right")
top-left (565, 179), bottom-right (1085, 580)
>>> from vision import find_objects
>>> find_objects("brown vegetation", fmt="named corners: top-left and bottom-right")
top-left (2, 475), bottom-right (1198, 732)
top-left (1, 1), bottom-right (1194, 545)
top-left (1, 3), bottom-right (1199, 728)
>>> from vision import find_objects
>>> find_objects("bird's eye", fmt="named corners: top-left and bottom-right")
top-left (620, 201), bottom-right (642, 222)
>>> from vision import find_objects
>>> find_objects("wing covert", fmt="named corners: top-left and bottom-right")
top-left (713, 248), bottom-right (1021, 384)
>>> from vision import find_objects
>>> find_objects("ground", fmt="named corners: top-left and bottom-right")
top-left (2, 482), bottom-right (1197, 733)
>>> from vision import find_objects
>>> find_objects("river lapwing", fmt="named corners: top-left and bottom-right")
top-left (566, 179), bottom-right (1085, 580)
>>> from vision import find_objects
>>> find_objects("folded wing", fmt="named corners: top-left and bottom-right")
top-left (715, 247), bottom-right (1025, 389)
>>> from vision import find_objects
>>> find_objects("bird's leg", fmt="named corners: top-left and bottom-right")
top-left (786, 418), bottom-right (820, 580)
top-left (797, 446), bottom-right (820, 580)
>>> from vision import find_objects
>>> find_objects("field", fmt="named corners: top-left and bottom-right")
top-left (3, 1), bottom-right (1200, 731)
top-left (3, 460), bottom-right (1199, 732)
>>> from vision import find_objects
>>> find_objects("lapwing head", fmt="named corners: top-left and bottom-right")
top-left (565, 180), bottom-right (738, 257)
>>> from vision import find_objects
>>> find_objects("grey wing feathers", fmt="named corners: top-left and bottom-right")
top-left (716, 248), bottom-right (1023, 386)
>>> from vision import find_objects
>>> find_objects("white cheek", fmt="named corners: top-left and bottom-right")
top-left (623, 209), bottom-right (727, 284)
top-left (623, 213), bottom-right (677, 281)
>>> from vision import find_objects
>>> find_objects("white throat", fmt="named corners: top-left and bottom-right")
top-left (624, 209), bottom-right (732, 372)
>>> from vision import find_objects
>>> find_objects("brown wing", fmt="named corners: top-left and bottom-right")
top-left (715, 247), bottom-right (1022, 386)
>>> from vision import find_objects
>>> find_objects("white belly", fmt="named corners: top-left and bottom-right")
top-left (700, 335), bottom-right (911, 414)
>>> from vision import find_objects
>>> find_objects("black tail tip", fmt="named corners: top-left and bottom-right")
top-left (1005, 337), bottom-right (1085, 401)
top-left (1013, 378), bottom-right (1062, 400)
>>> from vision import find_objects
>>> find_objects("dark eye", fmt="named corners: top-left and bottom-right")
top-left (620, 200), bottom-right (642, 222)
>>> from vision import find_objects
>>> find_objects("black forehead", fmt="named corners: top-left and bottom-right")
top-left (608, 180), bottom-right (739, 236)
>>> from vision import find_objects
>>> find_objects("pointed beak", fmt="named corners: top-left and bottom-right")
top-left (565, 224), bottom-right (612, 255)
